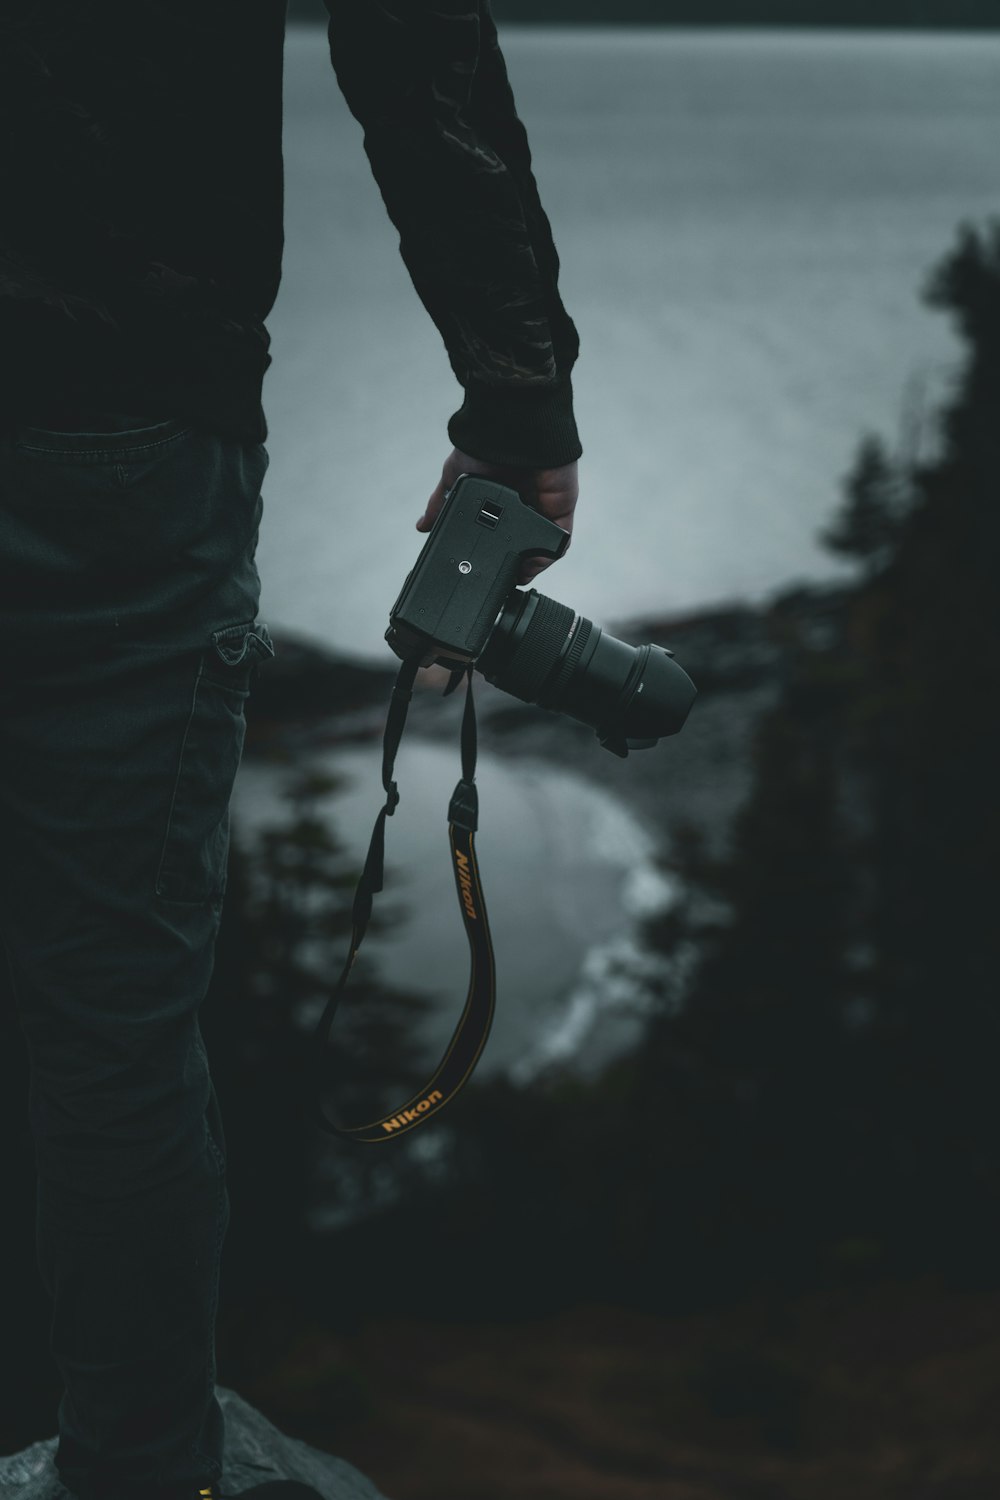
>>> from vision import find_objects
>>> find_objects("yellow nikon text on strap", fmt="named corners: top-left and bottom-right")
top-left (454, 848), bottom-right (478, 920)
top-left (382, 1090), bottom-right (445, 1133)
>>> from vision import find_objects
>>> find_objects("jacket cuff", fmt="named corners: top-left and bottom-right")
top-left (447, 373), bottom-right (583, 470)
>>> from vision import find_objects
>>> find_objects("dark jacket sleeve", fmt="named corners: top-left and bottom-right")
top-left (323, 0), bottom-right (582, 468)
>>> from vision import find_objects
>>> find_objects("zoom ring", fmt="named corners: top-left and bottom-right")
top-left (501, 594), bottom-right (576, 703)
top-left (537, 614), bottom-right (593, 710)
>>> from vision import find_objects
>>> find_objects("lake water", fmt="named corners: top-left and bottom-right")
top-left (258, 25), bottom-right (1000, 661)
top-left (236, 27), bottom-right (1000, 1090)
top-left (231, 741), bottom-right (679, 1086)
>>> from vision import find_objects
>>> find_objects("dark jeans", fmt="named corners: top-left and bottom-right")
top-left (0, 410), bottom-right (274, 1500)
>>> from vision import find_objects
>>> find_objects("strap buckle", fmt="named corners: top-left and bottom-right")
top-left (448, 777), bottom-right (478, 832)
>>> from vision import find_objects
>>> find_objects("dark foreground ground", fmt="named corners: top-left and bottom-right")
top-left (220, 1275), bottom-right (1000, 1500)
top-left (5, 588), bottom-right (995, 1495)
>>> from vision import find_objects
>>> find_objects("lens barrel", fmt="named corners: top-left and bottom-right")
top-left (476, 588), bottom-right (696, 755)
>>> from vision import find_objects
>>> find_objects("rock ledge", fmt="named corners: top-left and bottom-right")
top-left (0, 1386), bottom-right (391, 1500)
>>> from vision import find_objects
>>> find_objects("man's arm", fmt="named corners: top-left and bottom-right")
top-left (323, 0), bottom-right (582, 472)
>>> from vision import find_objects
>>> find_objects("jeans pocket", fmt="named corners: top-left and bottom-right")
top-left (154, 621), bottom-right (275, 907)
top-left (14, 414), bottom-right (194, 462)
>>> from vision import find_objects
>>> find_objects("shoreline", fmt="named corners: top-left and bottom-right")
top-left (244, 580), bottom-right (850, 859)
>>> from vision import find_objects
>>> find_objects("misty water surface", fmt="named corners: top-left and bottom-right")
top-left (258, 25), bottom-right (1000, 658)
top-left (231, 743), bottom-right (677, 1087)
top-left (236, 27), bottom-right (1000, 1081)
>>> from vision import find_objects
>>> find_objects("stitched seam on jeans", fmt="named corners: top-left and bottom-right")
top-left (189, 1148), bottom-right (228, 1477)
top-left (17, 428), bottom-right (195, 457)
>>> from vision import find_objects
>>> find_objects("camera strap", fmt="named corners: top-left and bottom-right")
top-left (311, 657), bottom-right (496, 1143)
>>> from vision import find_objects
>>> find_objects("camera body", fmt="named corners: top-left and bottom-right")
top-left (386, 473), bottom-right (696, 757)
top-left (386, 474), bottom-right (568, 669)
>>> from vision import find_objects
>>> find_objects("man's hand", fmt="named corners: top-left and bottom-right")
top-left (417, 447), bottom-right (579, 587)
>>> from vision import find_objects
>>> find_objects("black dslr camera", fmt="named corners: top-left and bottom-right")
top-left (385, 474), bottom-right (695, 755)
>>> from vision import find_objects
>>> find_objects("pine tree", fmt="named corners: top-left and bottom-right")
top-left (821, 433), bottom-right (904, 576)
top-left (625, 218), bottom-right (1000, 1294)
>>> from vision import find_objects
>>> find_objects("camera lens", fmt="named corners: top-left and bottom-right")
top-left (476, 588), bottom-right (696, 755)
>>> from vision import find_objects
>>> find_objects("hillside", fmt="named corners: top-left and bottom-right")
top-left (288, 0), bottom-right (1000, 28)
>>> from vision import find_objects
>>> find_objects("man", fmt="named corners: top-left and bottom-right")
top-left (0, 4), bottom-right (581, 1498)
